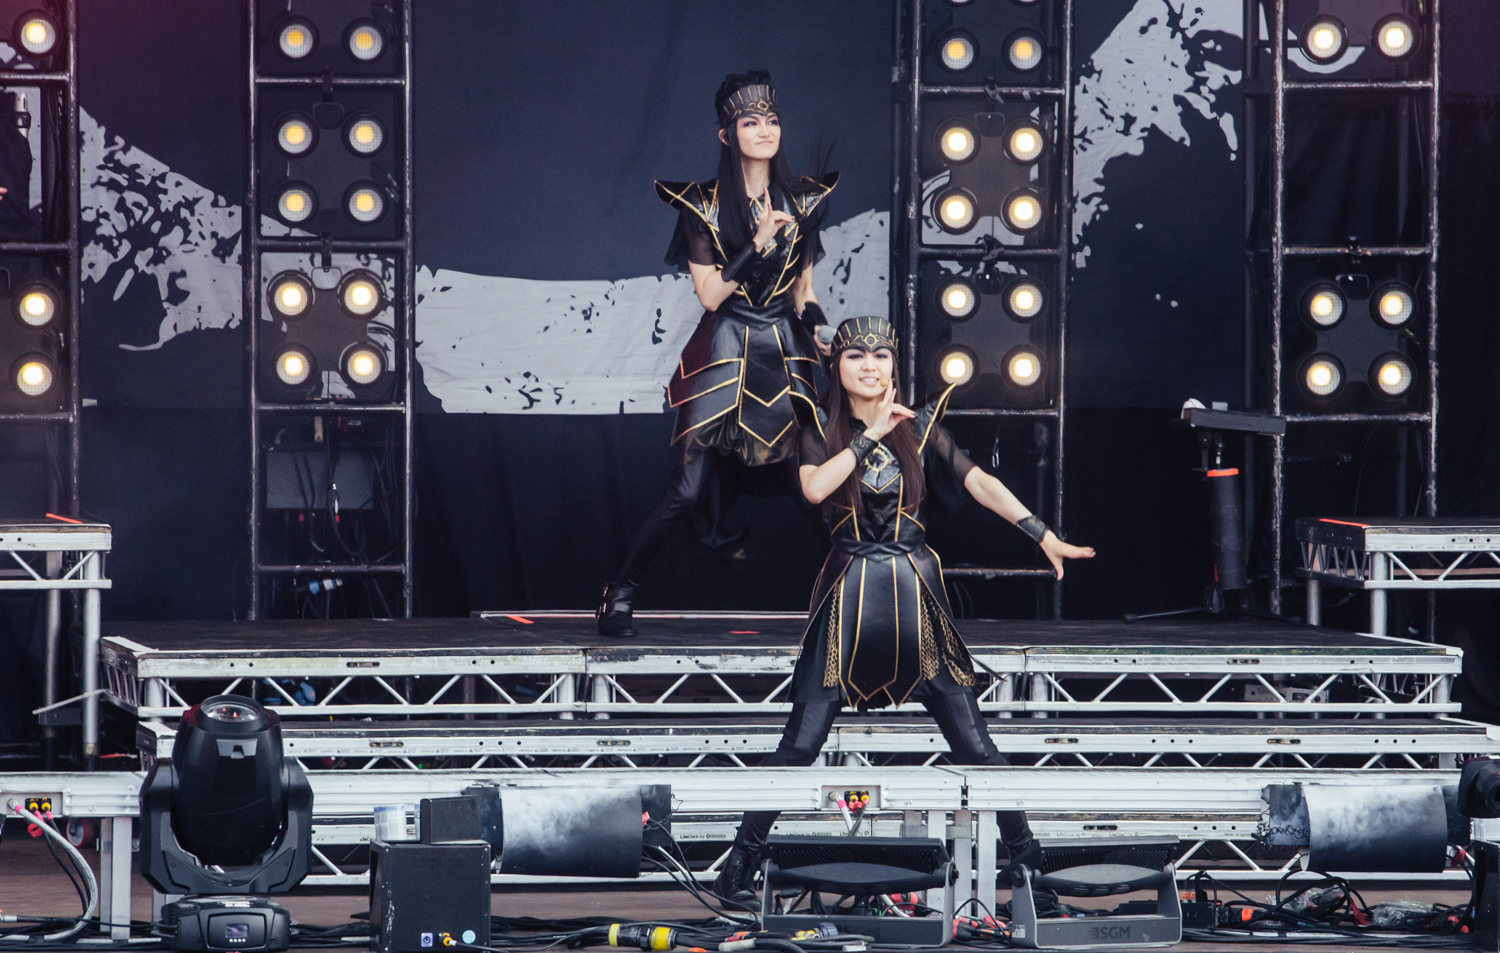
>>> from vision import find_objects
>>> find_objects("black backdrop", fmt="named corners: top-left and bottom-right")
top-left (0, 1), bottom-right (1498, 741)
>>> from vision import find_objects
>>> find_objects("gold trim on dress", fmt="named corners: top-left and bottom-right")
top-left (677, 355), bottom-right (743, 381)
top-left (919, 383), bottom-right (958, 452)
top-left (667, 374), bottom-right (739, 409)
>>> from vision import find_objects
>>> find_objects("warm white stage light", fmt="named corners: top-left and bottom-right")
top-left (1303, 356), bottom-right (1343, 397)
top-left (346, 21), bottom-right (385, 61)
top-left (940, 33), bottom-right (976, 71)
top-left (937, 278), bottom-right (978, 321)
top-left (277, 18), bottom-right (317, 59)
top-left (1007, 348), bottom-right (1042, 387)
top-left (14, 356), bottom-right (53, 396)
top-left (275, 348), bottom-right (313, 386)
top-left (268, 272), bottom-right (313, 319)
top-left (1006, 280), bottom-right (1044, 320)
top-left (346, 186), bottom-right (386, 223)
top-left (938, 349), bottom-right (975, 386)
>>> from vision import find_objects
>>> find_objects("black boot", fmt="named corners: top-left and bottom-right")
top-left (713, 843), bottom-right (759, 910)
top-left (596, 583), bottom-right (637, 638)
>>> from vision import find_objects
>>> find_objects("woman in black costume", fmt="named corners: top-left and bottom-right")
top-left (598, 70), bottom-right (838, 638)
top-left (714, 315), bottom-right (1095, 903)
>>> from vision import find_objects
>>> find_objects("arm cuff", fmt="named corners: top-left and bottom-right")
top-left (1017, 515), bottom-right (1048, 543)
top-left (848, 432), bottom-right (878, 464)
top-left (719, 241), bottom-right (759, 284)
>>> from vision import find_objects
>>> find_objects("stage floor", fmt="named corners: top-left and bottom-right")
top-left (102, 613), bottom-right (1451, 655)
top-left (0, 831), bottom-right (1472, 952)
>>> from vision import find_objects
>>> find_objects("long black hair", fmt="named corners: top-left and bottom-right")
top-left (821, 358), bottom-right (925, 519)
top-left (714, 70), bottom-right (831, 255)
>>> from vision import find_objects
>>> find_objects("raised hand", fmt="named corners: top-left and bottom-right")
top-left (752, 188), bottom-right (796, 251)
top-left (862, 379), bottom-right (915, 440)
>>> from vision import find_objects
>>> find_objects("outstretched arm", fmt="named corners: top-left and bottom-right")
top-left (962, 467), bottom-right (1095, 579)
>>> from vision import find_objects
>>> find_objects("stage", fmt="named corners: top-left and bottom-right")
top-left (102, 614), bottom-right (1461, 722)
top-left (77, 613), bottom-right (1484, 892)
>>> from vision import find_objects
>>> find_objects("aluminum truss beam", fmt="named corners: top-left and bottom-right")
top-left (245, 1), bottom-right (416, 618)
top-left (891, 0), bottom-right (1074, 616)
top-left (1247, 0), bottom-right (1443, 618)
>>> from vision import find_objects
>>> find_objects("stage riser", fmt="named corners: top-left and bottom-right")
top-left (113, 671), bottom-right (1460, 719)
top-left (136, 720), bottom-right (1498, 766)
top-left (0, 768), bottom-right (1470, 890)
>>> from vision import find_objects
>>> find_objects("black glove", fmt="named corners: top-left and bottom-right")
top-left (719, 241), bottom-right (762, 285)
top-left (800, 301), bottom-right (827, 337)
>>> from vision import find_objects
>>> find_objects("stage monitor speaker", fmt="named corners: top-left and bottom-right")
top-left (761, 835), bottom-right (953, 948)
top-left (369, 839), bottom-right (491, 953)
top-left (1010, 861), bottom-right (1180, 950)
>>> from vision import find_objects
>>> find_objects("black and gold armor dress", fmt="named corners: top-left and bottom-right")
top-left (719, 384), bottom-right (1036, 873)
top-left (655, 173), bottom-right (838, 466)
top-left (790, 385), bottom-right (980, 710)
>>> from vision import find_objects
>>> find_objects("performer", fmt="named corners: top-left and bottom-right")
top-left (713, 316), bottom-right (1095, 904)
top-left (598, 70), bottom-right (838, 638)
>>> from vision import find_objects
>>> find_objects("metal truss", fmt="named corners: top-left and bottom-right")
top-left (1, 521), bottom-right (110, 765)
top-left (2, 767), bottom-right (1472, 894)
top-left (245, 0), bottom-right (416, 617)
top-left (1247, 0), bottom-right (1443, 615)
top-left (1299, 517), bottom-right (1500, 636)
top-left (104, 638), bottom-right (1460, 721)
top-left (136, 716), bottom-right (1498, 774)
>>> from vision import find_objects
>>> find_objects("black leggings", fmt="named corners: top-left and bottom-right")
top-left (613, 446), bottom-right (820, 589)
top-left (730, 691), bottom-right (1033, 854)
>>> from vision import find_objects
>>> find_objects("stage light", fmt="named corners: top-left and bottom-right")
top-left (1004, 278), bottom-right (1044, 320)
top-left (275, 114), bottom-right (317, 157)
top-left (1301, 17), bottom-right (1346, 64)
top-left (1302, 282), bottom-right (1345, 328)
top-left (338, 270), bottom-right (386, 318)
top-left (267, 272), bottom-right (313, 320)
top-left (14, 11), bottom-right (58, 56)
top-left (1302, 355), bottom-right (1344, 397)
top-left (1007, 30), bottom-right (1044, 71)
top-left (345, 184), bottom-right (387, 224)
top-left (1004, 190), bottom-right (1043, 232)
top-left (1371, 354), bottom-right (1413, 397)
top-left (1370, 281), bottom-right (1415, 327)
top-left (12, 354), bottom-right (53, 397)
top-left (275, 347), bottom-right (314, 387)
top-left (937, 348), bottom-right (976, 387)
top-left (939, 32), bottom-right (977, 71)
top-left (1006, 347), bottom-right (1043, 387)
top-left (275, 17), bottom-right (317, 60)
top-left (935, 187), bottom-right (976, 233)
top-left (345, 114), bottom-right (386, 156)
top-left (13, 282), bottom-right (58, 329)
top-left (1374, 15), bottom-right (1416, 59)
top-left (1006, 123), bottom-right (1044, 163)
top-left (341, 345), bottom-right (385, 387)
top-left (274, 183), bottom-right (317, 225)
top-left (937, 277), bottom-right (979, 321)
top-left (938, 122), bottom-right (977, 164)
top-left (345, 20), bottom-right (386, 61)
top-left (139, 693), bottom-right (313, 910)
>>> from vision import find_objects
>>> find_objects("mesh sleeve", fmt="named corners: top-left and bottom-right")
top-left (663, 209), bottom-right (716, 271)
top-left (925, 423), bottom-right (977, 512)
top-left (799, 423), bottom-right (831, 468)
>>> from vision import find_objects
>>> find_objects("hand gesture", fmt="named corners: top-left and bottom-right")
top-left (1039, 531), bottom-right (1094, 580)
top-left (752, 189), bottom-right (795, 251)
top-left (862, 379), bottom-right (915, 440)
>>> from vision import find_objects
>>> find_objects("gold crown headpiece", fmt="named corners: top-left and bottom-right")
top-left (830, 316), bottom-right (898, 355)
top-left (718, 84), bottom-right (778, 126)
